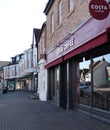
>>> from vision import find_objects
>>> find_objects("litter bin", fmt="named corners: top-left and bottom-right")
top-left (2, 86), bottom-right (8, 94)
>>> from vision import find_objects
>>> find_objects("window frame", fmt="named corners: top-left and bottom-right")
top-left (51, 13), bottom-right (54, 34)
top-left (69, 0), bottom-right (74, 13)
top-left (58, 0), bottom-right (62, 25)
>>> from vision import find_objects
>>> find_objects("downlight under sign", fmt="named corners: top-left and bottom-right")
top-left (89, 0), bottom-right (109, 20)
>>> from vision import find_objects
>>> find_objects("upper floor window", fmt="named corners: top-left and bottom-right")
top-left (39, 32), bottom-right (45, 57)
top-left (51, 13), bottom-right (54, 34)
top-left (69, 0), bottom-right (74, 13)
top-left (42, 33), bottom-right (45, 54)
top-left (58, 0), bottom-right (62, 25)
top-left (16, 56), bottom-right (20, 62)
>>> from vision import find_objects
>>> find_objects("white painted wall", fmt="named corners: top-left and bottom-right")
top-left (38, 59), bottom-right (47, 101)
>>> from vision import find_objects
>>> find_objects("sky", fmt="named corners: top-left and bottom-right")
top-left (0, 0), bottom-right (48, 61)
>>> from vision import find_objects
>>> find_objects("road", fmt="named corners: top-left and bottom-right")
top-left (0, 91), bottom-right (110, 130)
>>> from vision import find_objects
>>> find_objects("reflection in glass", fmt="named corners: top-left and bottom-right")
top-left (78, 54), bottom-right (110, 111)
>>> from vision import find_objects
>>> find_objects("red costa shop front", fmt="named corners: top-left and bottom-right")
top-left (45, 15), bottom-right (110, 122)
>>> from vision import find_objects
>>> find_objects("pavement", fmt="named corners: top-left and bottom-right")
top-left (0, 90), bottom-right (110, 130)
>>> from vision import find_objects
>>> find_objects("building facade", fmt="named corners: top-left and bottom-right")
top-left (37, 22), bottom-right (48, 101)
top-left (3, 29), bottom-right (40, 91)
top-left (0, 61), bottom-right (10, 90)
top-left (43, 0), bottom-right (110, 122)
top-left (32, 29), bottom-right (40, 92)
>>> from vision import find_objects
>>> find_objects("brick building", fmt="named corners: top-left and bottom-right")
top-left (37, 22), bottom-right (47, 100)
top-left (40, 0), bottom-right (110, 123)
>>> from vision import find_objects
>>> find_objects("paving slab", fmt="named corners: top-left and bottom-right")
top-left (0, 91), bottom-right (109, 130)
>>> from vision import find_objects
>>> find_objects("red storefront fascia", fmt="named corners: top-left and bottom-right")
top-left (45, 15), bottom-right (110, 69)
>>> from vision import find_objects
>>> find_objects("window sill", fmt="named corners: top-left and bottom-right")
top-left (67, 9), bottom-right (75, 18)
top-left (49, 32), bottom-right (54, 39)
top-left (57, 23), bottom-right (62, 30)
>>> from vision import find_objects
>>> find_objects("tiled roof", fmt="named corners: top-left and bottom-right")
top-left (36, 22), bottom-right (46, 46)
top-left (0, 61), bottom-right (10, 67)
top-left (93, 60), bottom-right (108, 71)
top-left (87, 59), bottom-right (110, 73)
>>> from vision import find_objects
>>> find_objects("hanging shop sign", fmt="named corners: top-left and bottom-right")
top-left (8, 80), bottom-right (15, 89)
top-left (89, 0), bottom-right (109, 20)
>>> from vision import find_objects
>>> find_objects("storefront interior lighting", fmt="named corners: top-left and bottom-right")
top-left (83, 57), bottom-right (86, 62)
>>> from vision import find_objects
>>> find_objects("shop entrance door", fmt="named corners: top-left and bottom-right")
top-left (60, 62), bottom-right (67, 109)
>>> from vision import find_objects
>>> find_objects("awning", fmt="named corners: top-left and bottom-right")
top-left (64, 32), bottom-right (108, 60)
top-left (45, 57), bottom-right (63, 69)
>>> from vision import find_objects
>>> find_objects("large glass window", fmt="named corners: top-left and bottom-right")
top-left (93, 54), bottom-right (110, 111)
top-left (106, 0), bottom-right (110, 3)
top-left (78, 53), bottom-right (110, 111)
top-left (79, 58), bottom-right (91, 106)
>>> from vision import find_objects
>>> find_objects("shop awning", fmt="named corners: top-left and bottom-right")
top-left (64, 32), bottom-right (108, 60)
top-left (45, 32), bottom-right (109, 68)
top-left (45, 57), bottom-right (63, 69)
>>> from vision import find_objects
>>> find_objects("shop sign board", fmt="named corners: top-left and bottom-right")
top-left (8, 80), bottom-right (15, 89)
top-left (89, 0), bottom-right (109, 20)
top-left (56, 37), bottom-right (75, 55)
top-left (46, 13), bottom-right (110, 64)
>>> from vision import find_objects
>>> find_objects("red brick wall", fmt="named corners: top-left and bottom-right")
top-left (46, 0), bottom-right (90, 52)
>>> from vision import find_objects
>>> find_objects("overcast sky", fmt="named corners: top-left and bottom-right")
top-left (0, 0), bottom-right (48, 61)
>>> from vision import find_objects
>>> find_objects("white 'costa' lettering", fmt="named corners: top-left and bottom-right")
top-left (91, 4), bottom-right (108, 10)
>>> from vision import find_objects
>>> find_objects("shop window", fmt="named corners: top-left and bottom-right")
top-left (106, 0), bottom-right (110, 3)
top-left (78, 53), bottom-right (110, 111)
top-left (93, 54), bottom-right (110, 111)
top-left (55, 67), bottom-right (60, 99)
top-left (78, 59), bottom-right (91, 106)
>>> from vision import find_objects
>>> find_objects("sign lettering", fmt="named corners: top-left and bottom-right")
top-left (89, 0), bottom-right (109, 20)
top-left (56, 38), bottom-right (75, 55)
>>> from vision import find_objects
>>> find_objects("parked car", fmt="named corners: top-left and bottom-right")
top-left (79, 81), bottom-right (91, 96)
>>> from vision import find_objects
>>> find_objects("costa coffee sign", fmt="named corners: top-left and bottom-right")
top-left (89, 0), bottom-right (109, 20)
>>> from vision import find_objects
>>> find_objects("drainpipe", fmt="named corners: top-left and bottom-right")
top-left (67, 60), bottom-right (69, 111)
top-left (90, 56), bottom-right (94, 108)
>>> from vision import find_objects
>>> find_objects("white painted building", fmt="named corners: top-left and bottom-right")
top-left (38, 59), bottom-right (47, 101)
top-left (3, 28), bottom-right (40, 91)
top-left (37, 22), bottom-right (48, 101)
